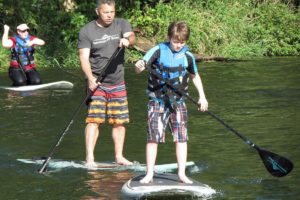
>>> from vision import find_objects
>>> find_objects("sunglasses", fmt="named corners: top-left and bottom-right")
top-left (19, 29), bottom-right (29, 33)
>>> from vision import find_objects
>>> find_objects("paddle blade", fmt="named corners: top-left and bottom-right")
top-left (257, 148), bottom-right (293, 177)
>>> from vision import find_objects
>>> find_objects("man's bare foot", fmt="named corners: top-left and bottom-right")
top-left (84, 161), bottom-right (97, 169)
top-left (116, 156), bottom-right (133, 166)
top-left (178, 174), bottom-right (193, 184)
top-left (140, 173), bottom-right (153, 184)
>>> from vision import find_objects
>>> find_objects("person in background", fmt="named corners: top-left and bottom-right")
top-left (78, 0), bottom-right (135, 168)
top-left (2, 23), bottom-right (45, 86)
top-left (135, 21), bottom-right (208, 183)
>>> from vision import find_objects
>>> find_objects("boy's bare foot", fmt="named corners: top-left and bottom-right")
top-left (140, 173), bottom-right (153, 184)
top-left (178, 174), bottom-right (193, 184)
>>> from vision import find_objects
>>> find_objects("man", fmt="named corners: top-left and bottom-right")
top-left (2, 23), bottom-right (45, 86)
top-left (78, 0), bottom-right (135, 168)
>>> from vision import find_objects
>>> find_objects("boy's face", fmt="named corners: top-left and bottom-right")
top-left (170, 38), bottom-right (186, 52)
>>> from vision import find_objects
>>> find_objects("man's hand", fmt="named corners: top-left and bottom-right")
top-left (88, 77), bottom-right (101, 91)
top-left (119, 38), bottom-right (129, 47)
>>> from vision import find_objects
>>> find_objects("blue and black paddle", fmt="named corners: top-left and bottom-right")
top-left (147, 66), bottom-right (293, 177)
top-left (38, 47), bottom-right (123, 173)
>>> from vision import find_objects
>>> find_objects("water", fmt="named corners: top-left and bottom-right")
top-left (0, 57), bottom-right (299, 199)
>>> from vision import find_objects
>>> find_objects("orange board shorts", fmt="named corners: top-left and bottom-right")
top-left (86, 82), bottom-right (129, 125)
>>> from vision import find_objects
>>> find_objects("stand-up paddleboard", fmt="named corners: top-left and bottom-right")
top-left (17, 158), bottom-right (201, 173)
top-left (0, 81), bottom-right (73, 91)
top-left (121, 173), bottom-right (216, 199)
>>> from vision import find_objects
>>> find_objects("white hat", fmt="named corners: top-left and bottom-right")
top-left (17, 24), bottom-right (30, 31)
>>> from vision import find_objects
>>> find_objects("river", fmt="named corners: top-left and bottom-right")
top-left (0, 57), bottom-right (299, 199)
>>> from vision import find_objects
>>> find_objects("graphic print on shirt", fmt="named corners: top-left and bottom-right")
top-left (93, 34), bottom-right (119, 45)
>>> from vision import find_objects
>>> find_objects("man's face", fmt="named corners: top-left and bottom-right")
top-left (170, 38), bottom-right (186, 52)
top-left (96, 3), bottom-right (115, 26)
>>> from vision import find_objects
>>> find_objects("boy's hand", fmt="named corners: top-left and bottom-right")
top-left (135, 60), bottom-right (145, 74)
top-left (198, 97), bottom-right (208, 112)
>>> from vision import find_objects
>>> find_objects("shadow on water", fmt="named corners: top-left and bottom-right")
top-left (0, 57), bottom-right (299, 199)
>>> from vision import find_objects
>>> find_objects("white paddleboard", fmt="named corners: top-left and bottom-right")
top-left (0, 81), bottom-right (73, 91)
top-left (17, 158), bottom-right (201, 173)
top-left (121, 173), bottom-right (216, 199)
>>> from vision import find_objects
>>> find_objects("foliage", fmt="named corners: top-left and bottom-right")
top-left (126, 0), bottom-right (300, 58)
top-left (0, 0), bottom-right (299, 70)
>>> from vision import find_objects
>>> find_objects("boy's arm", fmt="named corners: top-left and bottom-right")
top-left (135, 45), bottom-right (160, 74)
top-left (191, 73), bottom-right (208, 112)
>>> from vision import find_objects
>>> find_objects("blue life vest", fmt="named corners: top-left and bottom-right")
top-left (11, 35), bottom-right (35, 67)
top-left (148, 42), bottom-right (190, 110)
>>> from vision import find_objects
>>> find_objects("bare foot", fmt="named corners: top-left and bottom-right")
top-left (140, 173), bottom-right (153, 184)
top-left (84, 161), bottom-right (97, 169)
top-left (178, 174), bottom-right (193, 184)
top-left (116, 156), bottom-right (133, 166)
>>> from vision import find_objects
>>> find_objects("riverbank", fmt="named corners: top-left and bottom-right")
top-left (0, 0), bottom-right (299, 68)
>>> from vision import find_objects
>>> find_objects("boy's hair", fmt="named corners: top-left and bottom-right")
top-left (96, 0), bottom-right (115, 8)
top-left (167, 21), bottom-right (190, 42)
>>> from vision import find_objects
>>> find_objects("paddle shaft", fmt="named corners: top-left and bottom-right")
top-left (38, 47), bottom-right (123, 173)
top-left (146, 66), bottom-right (293, 177)
top-left (148, 67), bottom-right (256, 147)
top-left (181, 92), bottom-right (256, 148)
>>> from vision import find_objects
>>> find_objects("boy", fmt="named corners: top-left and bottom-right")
top-left (135, 21), bottom-right (208, 184)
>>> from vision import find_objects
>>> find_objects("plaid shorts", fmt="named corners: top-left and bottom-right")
top-left (147, 100), bottom-right (188, 143)
top-left (86, 82), bottom-right (129, 124)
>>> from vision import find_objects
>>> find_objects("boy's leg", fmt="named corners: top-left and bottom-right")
top-left (176, 142), bottom-right (193, 184)
top-left (140, 100), bottom-right (165, 183)
top-left (85, 122), bottom-right (100, 167)
top-left (169, 102), bottom-right (192, 183)
top-left (140, 142), bottom-right (158, 183)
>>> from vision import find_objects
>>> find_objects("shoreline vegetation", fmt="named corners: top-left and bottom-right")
top-left (0, 0), bottom-right (299, 70)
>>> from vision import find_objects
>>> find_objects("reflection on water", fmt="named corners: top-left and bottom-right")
top-left (83, 171), bottom-right (134, 200)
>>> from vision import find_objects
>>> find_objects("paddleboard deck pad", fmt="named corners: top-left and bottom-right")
top-left (121, 173), bottom-right (216, 199)
top-left (17, 158), bottom-right (201, 173)
top-left (0, 81), bottom-right (73, 91)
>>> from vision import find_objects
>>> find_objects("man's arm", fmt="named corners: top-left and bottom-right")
top-left (123, 31), bottom-right (135, 46)
top-left (119, 31), bottom-right (135, 47)
top-left (79, 48), bottom-right (99, 91)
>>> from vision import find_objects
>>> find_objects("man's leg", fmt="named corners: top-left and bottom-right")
top-left (112, 124), bottom-right (132, 165)
top-left (85, 122), bottom-right (99, 167)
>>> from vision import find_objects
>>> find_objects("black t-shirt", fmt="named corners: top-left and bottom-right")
top-left (78, 18), bottom-right (132, 85)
